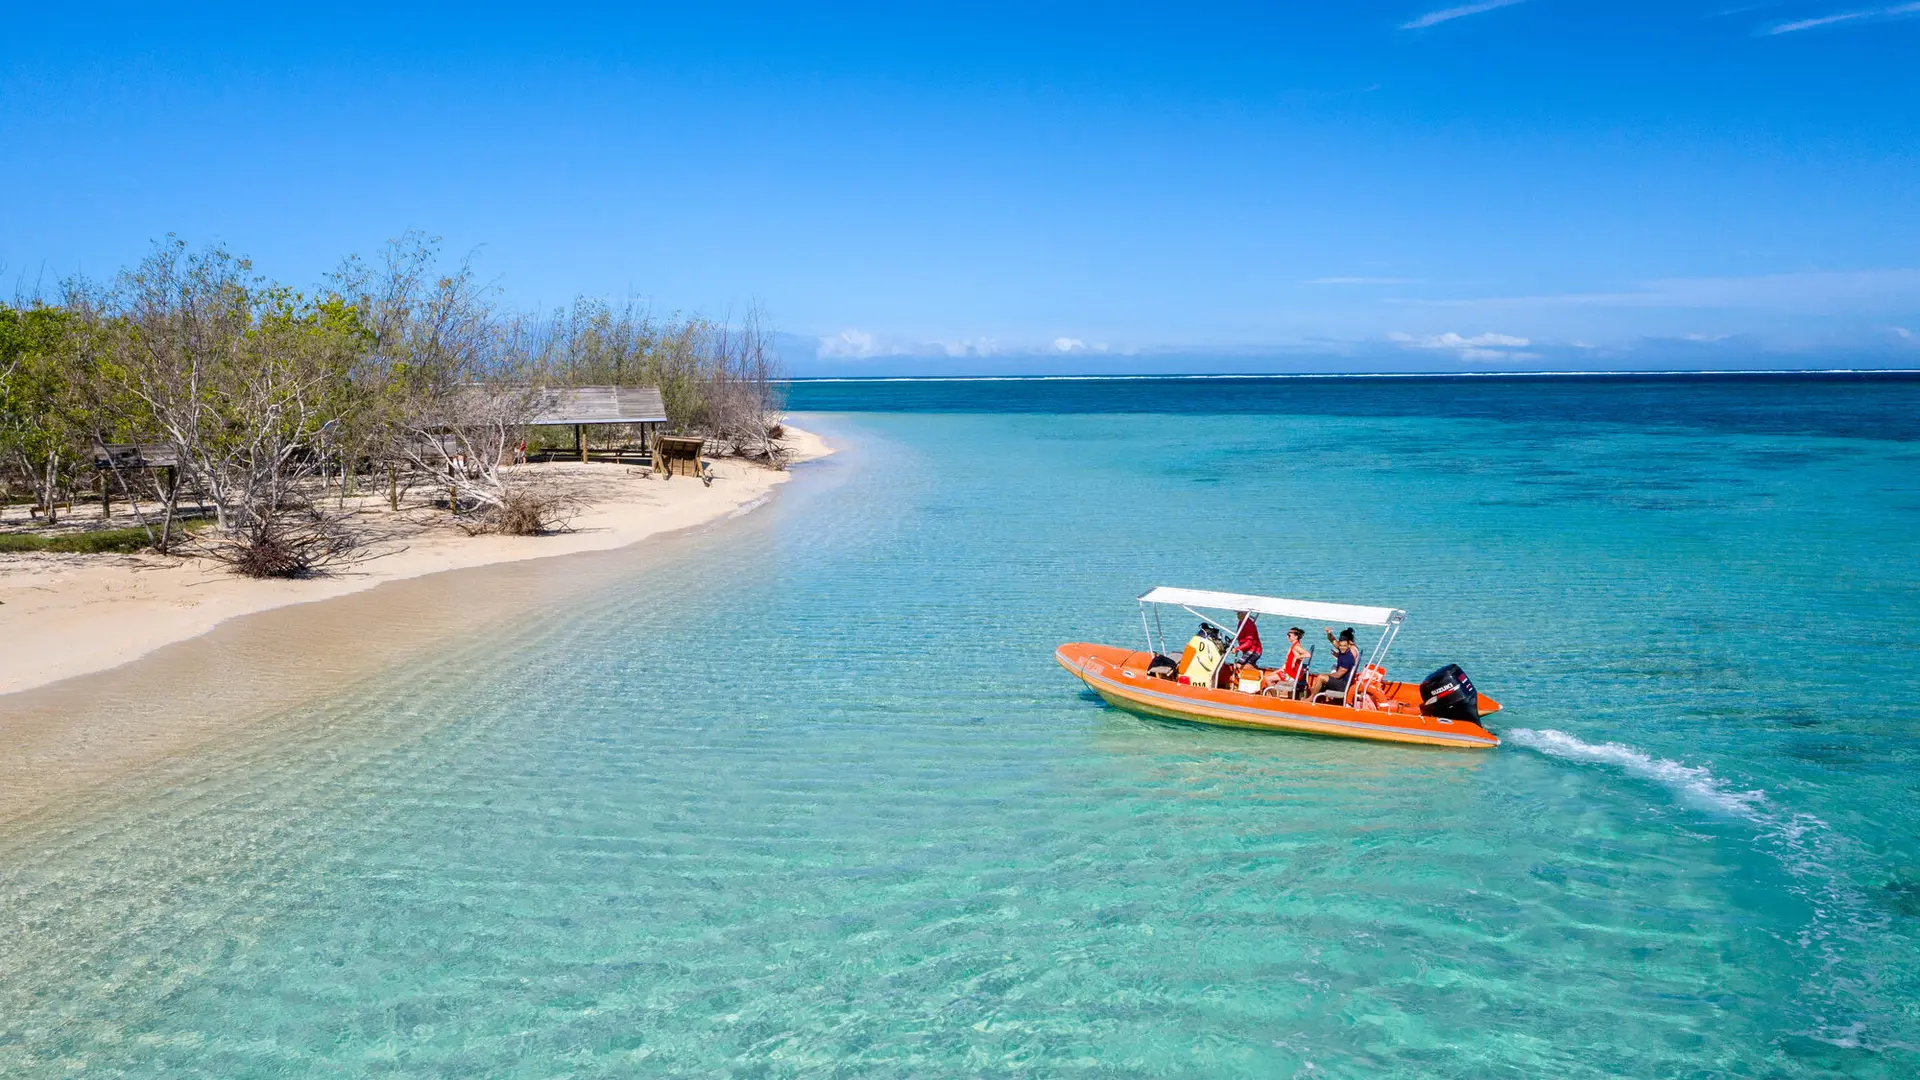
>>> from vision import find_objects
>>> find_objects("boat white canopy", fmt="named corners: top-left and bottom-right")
top-left (1137, 587), bottom-right (1403, 628)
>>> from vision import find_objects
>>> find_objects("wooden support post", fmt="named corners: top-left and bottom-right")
top-left (101, 472), bottom-right (111, 519)
top-left (576, 424), bottom-right (587, 463)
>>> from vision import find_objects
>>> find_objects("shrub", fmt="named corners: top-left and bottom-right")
top-left (494, 488), bottom-right (549, 535)
top-left (217, 508), bottom-right (359, 578)
top-left (482, 487), bottom-right (580, 536)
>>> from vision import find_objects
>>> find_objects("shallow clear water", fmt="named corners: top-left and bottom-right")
top-left (4, 375), bottom-right (1919, 1077)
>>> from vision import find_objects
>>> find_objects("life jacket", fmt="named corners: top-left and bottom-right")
top-left (1347, 664), bottom-right (1390, 707)
top-left (1178, 635), bottom-right (1222, 686)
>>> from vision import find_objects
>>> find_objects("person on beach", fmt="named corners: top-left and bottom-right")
top-left (1308, 627), bottom-right (1360, 702)
top-left (1233, 611), bottom-right (1262, 667)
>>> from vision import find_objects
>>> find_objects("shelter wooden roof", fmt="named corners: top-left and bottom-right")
top-left (528, 386), bottom-right (667, 426)
top-left (93, 443), bottom-right (181, 469)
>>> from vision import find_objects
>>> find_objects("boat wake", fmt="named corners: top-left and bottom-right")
top-left (1504, 727), bottom-right (1768, 820)
top-left (1506, 727), bottom-right (1897, 1053)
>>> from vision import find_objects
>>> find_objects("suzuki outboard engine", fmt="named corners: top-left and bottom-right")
top-left (1419, 664), bottom-right (1482, 725)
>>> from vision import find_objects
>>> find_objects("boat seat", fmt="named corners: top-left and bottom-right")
top-left (1311, 683), bottom-right (1356, 707)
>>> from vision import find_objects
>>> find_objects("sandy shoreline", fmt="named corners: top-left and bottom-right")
top-left (0, 426), bottom-right (831, 700)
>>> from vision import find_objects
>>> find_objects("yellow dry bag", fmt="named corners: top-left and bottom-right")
top-left (1179, 635), bottom-right (1222, 685)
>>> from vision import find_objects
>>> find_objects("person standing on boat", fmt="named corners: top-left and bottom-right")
top-left (1233, 611), bottom-right (1263, 667)
top-left (1308, 627), bottom-right (1360, 702)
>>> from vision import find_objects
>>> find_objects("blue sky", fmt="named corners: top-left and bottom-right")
top-left (2, 1), bottom-right (1916, 374)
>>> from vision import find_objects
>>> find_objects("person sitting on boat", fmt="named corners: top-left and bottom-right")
top-left (1262, 627), bottom-right (1312, 698)
top-left (1308, 627), bottom-right (1360, 703)
top-left (1233, 611), bottom-right (1262, 667)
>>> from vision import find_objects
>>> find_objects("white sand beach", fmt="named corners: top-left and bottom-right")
top-left (0, 426), bottom-right (830, 699)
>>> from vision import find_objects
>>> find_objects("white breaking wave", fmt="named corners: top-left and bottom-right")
top-left (728, 491), bottom-right (776, 518)
top-left (1504, 728), bottom-right (1768, 819)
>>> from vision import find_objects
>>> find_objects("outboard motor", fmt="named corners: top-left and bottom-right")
top-left (1419, 664), bottom-right (1482, 725)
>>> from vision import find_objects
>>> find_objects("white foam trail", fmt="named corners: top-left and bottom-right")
top-left (1508, 727), bottom-right (1895, 1050)
top-left (1504, 728), bottom-right (1768, 820)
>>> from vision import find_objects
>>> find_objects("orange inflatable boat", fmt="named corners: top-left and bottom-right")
top-left (1056, 587), bottom-right (1501, 749)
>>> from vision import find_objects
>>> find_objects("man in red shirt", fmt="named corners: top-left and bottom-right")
top-left (1233, 611), bottom-right (1263, 667)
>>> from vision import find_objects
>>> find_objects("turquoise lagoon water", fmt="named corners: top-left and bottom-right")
top-left (3, 374), bottom-right (1919, 1077)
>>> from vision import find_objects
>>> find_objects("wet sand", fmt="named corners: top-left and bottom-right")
top-left (0, 430), bottom-right (834, 828)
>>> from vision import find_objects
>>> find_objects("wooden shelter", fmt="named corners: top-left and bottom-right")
top-left (526, 386), bottom-right (668, 463)
top-left (91, 443), bottom-right (182, 518)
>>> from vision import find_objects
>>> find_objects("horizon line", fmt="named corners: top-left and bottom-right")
top-left (781, 367), bottom-right (1920, 383)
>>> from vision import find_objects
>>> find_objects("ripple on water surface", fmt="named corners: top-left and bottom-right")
top-left (4, 379), bottom-right (1920, 1078)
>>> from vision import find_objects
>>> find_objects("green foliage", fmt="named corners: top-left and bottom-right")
top-left (0, 233), bottom-right (784, 552)
top-left (0, 525), bottom-right (185, 554)
top-left (0, 302), bottom-right (95, 516)
top-left (525, 299), bottom-right (780, 432)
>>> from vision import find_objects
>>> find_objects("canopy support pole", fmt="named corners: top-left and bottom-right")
top-left (1178, 605), bottom-right (1234, 636)
top-left (1362, 613), bottom-right (1405, 686)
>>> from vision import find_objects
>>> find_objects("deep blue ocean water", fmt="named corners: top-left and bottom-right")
top-left (3, 374), bottom-right (1918, 1077)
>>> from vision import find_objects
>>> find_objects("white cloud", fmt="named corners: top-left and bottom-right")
top-left (1893, 326), bottom-right (1915, 343)
top-left (1401, 0), bottom-right (1529, 30)
top-left (1389, 331), bottom-right (1535, 363)
top-left (815, 331), bottom-right (1134, 360)
top-left (1764, 4), bottom-right (1920, 33)
top-left (1050, 338), bottom-right (1112, 354)
top-left (818, 330), bottom-right (1015, 359)
top-left (818, 329), bottom-right (883, 358)
top-left (1306, 276), bottom-right (1427, 285)
top-left (1390, 331), bottom-right (1531, 349)
top-left (1767, 11), bottom-right (1870, 33)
